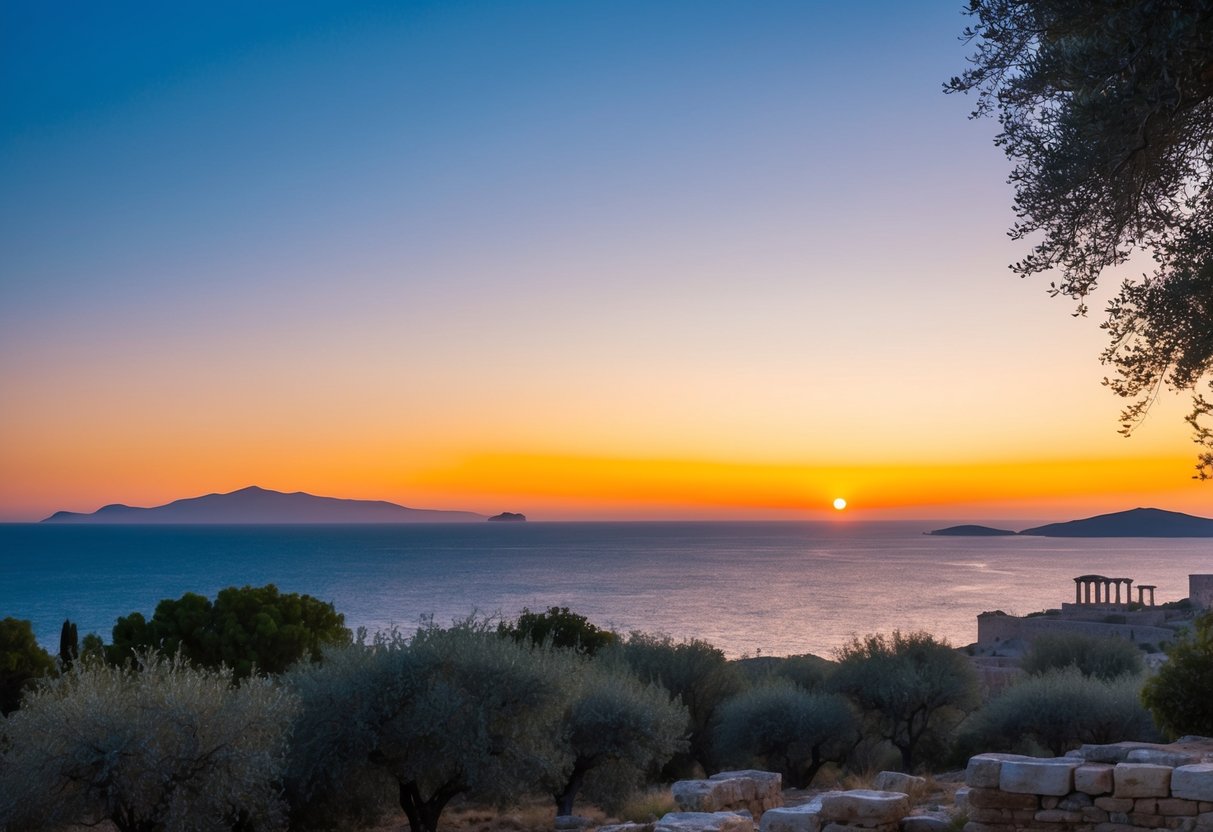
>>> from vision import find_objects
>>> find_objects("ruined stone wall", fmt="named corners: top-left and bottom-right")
top-left (1190, 575), bottom-right (1213, 611)
top-left (976, 614), bottom-right (1176, 650)
top-left (961, 749), bottom-right (1213, 832)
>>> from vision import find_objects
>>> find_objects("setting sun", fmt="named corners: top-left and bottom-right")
top-left (833, 497), bottom-right (848, 511)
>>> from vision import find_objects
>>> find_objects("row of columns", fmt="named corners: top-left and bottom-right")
top-left (1072, 575), bottom-right (1156, 606)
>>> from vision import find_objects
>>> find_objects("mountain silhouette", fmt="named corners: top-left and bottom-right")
top-left (1019, 507), bottom-right (1213, 537)
top-left (42, 486), bottom-right (484, 524)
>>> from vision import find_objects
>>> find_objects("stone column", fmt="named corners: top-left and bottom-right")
top-left (1075, 579), bottom-right (1082, 604)
top-left (1114, 581), bottom-right (1121, 604)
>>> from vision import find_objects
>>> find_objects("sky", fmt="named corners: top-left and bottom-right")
top-left (1, 1), bottom-right (1207, 523)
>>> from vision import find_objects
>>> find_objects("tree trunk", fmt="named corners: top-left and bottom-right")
top-left (555, 758), bottom-right (592, 817)
top-left (398, 778), bottom-right (464, 832)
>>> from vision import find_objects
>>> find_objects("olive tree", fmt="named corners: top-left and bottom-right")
top-left (611, 632), bottom-right (744, 775)
top-left (500, 605), bottom-right (619, 656)
top-left (550, 662), bottom-right (688, 817)
top-left (0, 653), bottom-right (295, 832)
top-left (715, 681), bottom-right (857, 788)
top-left (1142, 611), bottom-right (1213, 737)
top-left (829, 631), bottom-right (980, 772)
top-left (284, 623), bottom-right (576, 832)
top-left (967, 667), bottom-right (1159, 755)
top-left (947, 1), bottom-right (1213, 475)
top-left (1021, 632), bottom-right (1144, 680)
top-left (0, 617), bottom-right (55, 714)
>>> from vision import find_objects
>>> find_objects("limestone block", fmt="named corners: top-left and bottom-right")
top-left (966, 808), bottom-right (1010, 824)
top-left (1034, 809), bottom-right (1084, 822)
top-left (1041, 796), bottom-right (1059, 810)
top-left (1129, 811), bottom-right (1165, 826)
top-left (999, 758), bottom-right (1082, 796)
top-left (600, 825), bottom-right (655, 832)
top-left (873, 772), bottom-right (927, 795)
top-left (1059, 793), bottom-right (1093, 811)
top-left (1076, 764), bottom-right (1116, 796)
top-left (1113, 762), bottom-right (1172, 798)
top-left (1093, 823), bottom-right (1138, 832)
top-left (1174, 766), bottom-right (1213, 802)
top-left (1082, 807), bottom-right (1110, 823)
top-left (656, 812), bottom-right (755, 832)
top-left (966, 788), bottom-right (1038, 810)
top-left (1160, 798), bottom-right (1201, 816)
top-left (819, 791), bottom-right (912, 825)
top-left (1094, 798), bottom-right (1134, 812)
top-left (899, 817), bottom-right (947, 832)
top-left (954, 788), bottom-right (969, 812)
top-left (760, 799), bottom-right (826, 832)
top-left (966, 754), bottom-right (1035, 789)
top-left (1127, 749), bottom-right (1202, 768)
top-left (963, 823), bottom-right (1016, 832)
top-left (1135, 798), bottom-right (1158, 813)
top-left (822, 823), bottom-right (899, 832)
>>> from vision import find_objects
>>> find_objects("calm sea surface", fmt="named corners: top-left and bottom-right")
top-left (1, 522), bottom-right (1209, 657)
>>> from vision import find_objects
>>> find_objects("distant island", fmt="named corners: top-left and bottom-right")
top-left (487, 512), bottom-right (527, 522)
top-left (927, 524), bottom-right (1017, 536)
top-left (42, 486), bottom-right (484, 525)
top-left (927, 507), bottom-right (1213, 538)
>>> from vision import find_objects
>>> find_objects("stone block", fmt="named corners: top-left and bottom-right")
top-left (1040, 797), bottom-right (1059, 810)
top-left (1113, 763), bottom-right (1172, 798)
top-left (1059, 793), bottom-right (1093, 810)
top-left (899, 817), bottom-right (947, 832)
top-left (1174, 766), bottom-right (1213, 802)
top-left (966, 754), bottom-right (1035, 789)
top-left (760, 804), bottom-right (823, 832)
top-left (1000, 758), bottom-right (1083, 796)
top-left (1093, 823), bottom-right (1138, 832)
top-left (1127, 749), bottom-right (1202, 768)
top-left (1108, 811), bottom-right (1130, 824)
top-left (656, 812), bottom-right (755, 832)
top-left (1130, 811), bottom-right (1166, 825)
top-left (963, 823), bottom-right (1015, 832)
top-left (601, 825), bottom-right (656, 832)
top-left (1135, 798), bottom-right (1158, 813)
top-left (874, 772), bottom-right (927, 795)
top-left (966, 788), bottom-right (1039, 810)
top-left (966, 808), bottom-right (1010, 824)
top-left (1082, 807), bottom-right (1109, 823)
top-left (1034, 809), bottom-right (1084, 823)
top-left (1093, 798), bottom-right (1134, 812)
top-left (1160, 799), bottom-right (1201, 817)
top-left (1076, 765), bottom-right (1116, 796)
top-left (819, 791), bottom-right (911, 826)
top-left (954, 788), bottom-right (969, 812)
top-left (822, 823), bottom-right (899, 832)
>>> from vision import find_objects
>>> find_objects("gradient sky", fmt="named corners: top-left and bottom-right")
top-left (1, 1), bottom-right (1207, 522)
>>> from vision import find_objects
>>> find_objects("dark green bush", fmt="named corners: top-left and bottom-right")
top-left (964, 667), bottom-right (1159, 755)
top-left (714, 681), bottom-right (857, 787)
top-left (1021, 633), bottom-right (1143, 680)
top-left (1142, 612), bottom-right (1213, 738)
top-left (0, 618), bottom-right (55, 714)
top-left (499, 606), bottom-right (618, 656)
top-left (733, 653), bottom-right (832, 691)
top-left (829, 630), bottom-right (979, 772)
top-left (107, 584), bottom-right (350, 677)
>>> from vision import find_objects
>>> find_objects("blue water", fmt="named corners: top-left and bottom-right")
top-left (1, 522), bottom-right (1209, 657)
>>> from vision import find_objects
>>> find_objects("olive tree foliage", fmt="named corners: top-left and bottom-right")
top-left (107, 583), bottom-right (350, 677)
top-left (1021, 632), bottom-right (1144, 680)
top-left (499, 605), bottom-right (620, 656)
top-left (947, 0), bottom-right (1213, 476)
top-left (829, 631), bottom-right (981, 772)
top-left (609, 632), bottom-right (744, 776)
top-left (733, 653), bottom-right (832, 692)
top-left (0, 617), bottom-right (55, 715)
top-left (284, 623), bottom-right (578, 832)
top-left (550, 662), bottom-right (688, 817)
top-left (965, 667), bottom-right (1159, 755)
top-left (1142, 611), bottom-right (1213, 737)
top-left (0, 653), bottom-right (296, 832)
top-left (714, 682), bottom-right (858, 788)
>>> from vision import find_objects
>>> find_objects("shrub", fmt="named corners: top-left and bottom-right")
top-left (1142, 611), bottom-right (1213, 737)
top-left (829, 631), bottom-right (980, 772)
top-left (550, 661), bottom-right (688, 816)
top-left (0, 653), bottom-right (296, 832)
top-left (107, 583), bottom-right (350, 676)
top-left (965, 667), bottom-right (1159, 755)
top-left (610, 632), bottom-right (744, 775)
top-left (0, 617), bottom-right (55, 714)
top-left (1021, 632), bottom-right (1144, 680)
top-left (714, 681), bottom-right (857, 787)
top-left (733, 653), bottom-right (832, 691)
top-left (500, 606), bottom-right (619, 656)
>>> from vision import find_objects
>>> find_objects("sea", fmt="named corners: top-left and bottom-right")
top-left (1, 521), bottom-right (1209, 658)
